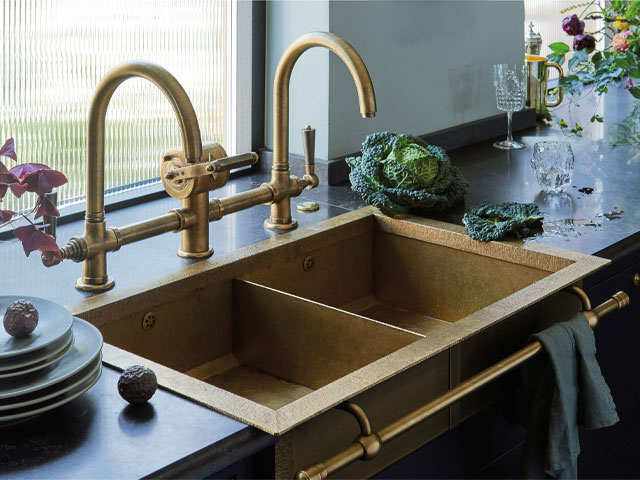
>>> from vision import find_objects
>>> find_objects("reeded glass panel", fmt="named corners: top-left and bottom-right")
top-left (0, 0), bottom-right (229, 213)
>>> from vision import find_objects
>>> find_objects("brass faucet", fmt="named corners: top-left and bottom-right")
top-left (45, 31), bottom-right (376, 292)
top-left (266, 31), bottom-right (377, 229)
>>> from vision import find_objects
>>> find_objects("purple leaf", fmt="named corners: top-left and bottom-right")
top-left (8, 182), bottom-right (27, 198)
top-left (0, 209), bottom-right (14, 223)
top-left (0, 170), bottom-right (19, 185)
top-left (13, 224), bottom-right (62, 260)
top-left (34, 195), bottom-right (60, 219)
top-left (22, 169), bottom-right (67, 196)
top-left (0, 138), bottom-right (17, 162)
top-left (0, 165), bottom-right (25, 198)
top-left (10, 163), bottom-right (50, 180)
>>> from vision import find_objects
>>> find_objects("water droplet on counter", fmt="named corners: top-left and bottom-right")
top-left (528, 218), bottom-right (602, 240)
top-left (595, 209), bottom-right (624, 221)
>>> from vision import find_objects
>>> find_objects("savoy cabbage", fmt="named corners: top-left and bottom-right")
top-left (345, 132), bottom-right (468, 217)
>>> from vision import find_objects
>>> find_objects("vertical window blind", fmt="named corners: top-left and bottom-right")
top-left (1, 0), bottom-right (229, 213)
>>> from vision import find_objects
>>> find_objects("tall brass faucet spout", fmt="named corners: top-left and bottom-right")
top-left (77, 60), bottom-right (204, 291)
top-left (266, 31), bottom-right (377, 230)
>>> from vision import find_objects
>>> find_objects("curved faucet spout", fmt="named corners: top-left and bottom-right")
top-left (268, 31), bottom-right (377, 230)
top-left (76, 60), bottom-right (204, 291)
top-left (272, 31), bottom-right (377, 170)
top-left (87, 60), bottom-right (202, 218)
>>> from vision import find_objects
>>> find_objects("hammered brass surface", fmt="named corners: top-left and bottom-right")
top-left (232, 280), bottom-right (419, 392)
top-left (79, 206), bottom-right (609, 435)
top-left (246, 223), bottom-right (556, 331)
top-left (373, 231), bottom-right (551, 323)
top-left (102, 277), bottom-right (419, 412)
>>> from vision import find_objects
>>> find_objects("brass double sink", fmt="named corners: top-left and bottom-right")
top-left (71, 206), bottom-right (607, 444)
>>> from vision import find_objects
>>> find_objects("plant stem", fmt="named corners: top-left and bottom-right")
top-left (579, 0), bottom-right (598, 18)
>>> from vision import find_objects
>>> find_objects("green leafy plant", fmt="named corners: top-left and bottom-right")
top-left (345, 132), bottom-right (468, 217)
top-left (549, 0), bottom-right (640, 141)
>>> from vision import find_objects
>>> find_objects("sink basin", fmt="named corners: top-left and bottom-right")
top-left (73, 206), bottom-right (608, 435)
top-left (244, 214), bottom-right (569, 333)
top-left (186, 279), bottom-right (419, 410)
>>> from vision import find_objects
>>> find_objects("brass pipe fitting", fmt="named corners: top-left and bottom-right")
top-left (267, 31), bottom-right (377, 230)
top-left (564, 285), bottom-right (592, 311)
top-left (336, 402), bottom-right (372, 436)
top-left (209, 185), bottom-right (275, 221)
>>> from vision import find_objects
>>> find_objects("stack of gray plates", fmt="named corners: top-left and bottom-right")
top-left (0, 296), bottom-right (103, 423)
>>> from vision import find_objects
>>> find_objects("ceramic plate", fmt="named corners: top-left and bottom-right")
top-left (0, 329), bottom-right (73, 372)
top-left (0, 334), bottom-right (74, 379)
top-left (0, 355), bottom-right (101, 411)
top-left (0, 318), bottom-right (102, 401)
top-left (0, 296), bottom-right (73, 361)
top-left (0, 362), bottom-right (102, 422)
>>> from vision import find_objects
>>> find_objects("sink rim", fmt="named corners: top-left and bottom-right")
top-left (68, 206), bottom-right (610, 434)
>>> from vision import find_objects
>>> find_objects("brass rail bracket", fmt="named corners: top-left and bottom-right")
top-left (336, 402), bottom-right (382, 460)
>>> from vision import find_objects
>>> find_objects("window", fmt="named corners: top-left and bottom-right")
top-left (1, 0), bottom-right (235, 214)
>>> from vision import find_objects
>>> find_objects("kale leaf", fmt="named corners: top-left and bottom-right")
top-left (463, 202), bottom-right (544, 242)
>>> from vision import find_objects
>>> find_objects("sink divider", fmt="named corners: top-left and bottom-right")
top-left (231, 279), bottom-right (422, 393)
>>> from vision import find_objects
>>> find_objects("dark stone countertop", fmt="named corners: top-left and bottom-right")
top-left (0, 365), bottom-right (275, 479)
top-left (1, 87), bottom-right (639, 478)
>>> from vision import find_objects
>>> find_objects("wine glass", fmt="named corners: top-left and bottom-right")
top-left (493, 63), bottom-right (528, 150)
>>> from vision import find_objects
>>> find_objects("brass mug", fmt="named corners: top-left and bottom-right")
top-left (525, 54), bottom-right (564, 112)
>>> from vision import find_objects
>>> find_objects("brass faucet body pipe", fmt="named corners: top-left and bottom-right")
top-left (268, 31), bottom-right (376, 230)
top-left (72, 60), bottom-right (205, 291)
top-left (295, 287), bottom-right (630, 480)
top-left (209, 185), bottom-right (274, 221)
top-left (117, 209), bottom-right (196, 247)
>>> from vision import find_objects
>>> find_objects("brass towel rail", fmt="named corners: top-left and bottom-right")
top-left (295, 287), bottom-right (630, 480)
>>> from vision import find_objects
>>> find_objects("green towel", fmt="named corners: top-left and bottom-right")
top-left (520, 313), bottom-right (619, 479)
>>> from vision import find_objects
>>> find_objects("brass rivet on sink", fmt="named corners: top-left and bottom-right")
top-left (303, 255), bottom-right (314, 271)
top-left (634, 273), bottom-right (640, 287)
top-left (142, 312), bottom-right (156, 330)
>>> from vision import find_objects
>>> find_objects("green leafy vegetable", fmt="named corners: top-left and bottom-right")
top-left (463, 203), bottom-right (544, 242)
top-left (345, 132), bottom-right (468, 217)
